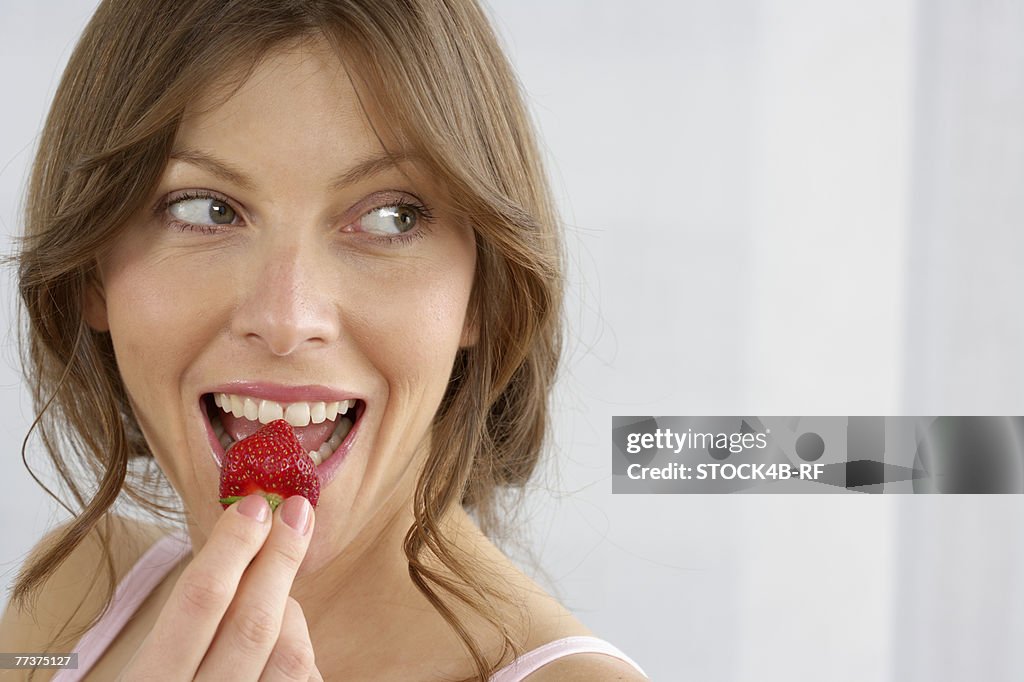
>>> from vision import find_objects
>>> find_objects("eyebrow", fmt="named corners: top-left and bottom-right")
top-left (167, 148), bottom-right (416, 191)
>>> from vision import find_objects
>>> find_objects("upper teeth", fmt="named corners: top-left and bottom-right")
top-left (213, 393), bottom-right (354, 427)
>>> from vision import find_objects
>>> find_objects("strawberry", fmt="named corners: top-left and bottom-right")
top-left (218, 419), bottom-right (320, 510)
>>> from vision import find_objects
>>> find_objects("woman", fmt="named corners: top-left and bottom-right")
top-left (0, 0), bottom-right (646, 680)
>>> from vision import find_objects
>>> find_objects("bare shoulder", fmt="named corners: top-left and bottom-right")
top-left (523, 653), bottom-right (648, 681)
top-left (501, 584), bottom-right (647, 681)
top-left (450, 511), bottom-right (648, 681)
top-left (0, 514), bottom-right (168, 653)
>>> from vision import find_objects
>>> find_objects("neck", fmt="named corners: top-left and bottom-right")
top-left (290, 502), bottom-right (518, 679)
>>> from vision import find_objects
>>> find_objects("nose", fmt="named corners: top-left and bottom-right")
top-left (231, 235), bottom-right (340, 356)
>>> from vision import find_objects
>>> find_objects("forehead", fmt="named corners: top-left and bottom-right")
top-left (173, 40), bottom-right (387, 187)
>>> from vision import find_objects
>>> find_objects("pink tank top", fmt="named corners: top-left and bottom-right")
top-left (53, 534), bottom-right (646, 681)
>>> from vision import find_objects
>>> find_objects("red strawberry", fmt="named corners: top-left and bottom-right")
top-left (218, 419), bottom-right (320, 510)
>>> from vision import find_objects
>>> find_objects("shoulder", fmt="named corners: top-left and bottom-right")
top-left (0, 514), bottom-right (168, 652)
top-left (446, 511), bottom-right (647, 681)
top-left (522, 652), bottom-right (648, 681)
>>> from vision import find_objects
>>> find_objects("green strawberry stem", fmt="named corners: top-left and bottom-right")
top-left (219, 493), bottom-right (286, 511)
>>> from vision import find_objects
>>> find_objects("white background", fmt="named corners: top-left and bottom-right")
top-left (2, 2), bottom-right (1024, 681)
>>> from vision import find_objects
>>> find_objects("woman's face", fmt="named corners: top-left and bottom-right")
top-left (86, 42), bottom-right (476, 571)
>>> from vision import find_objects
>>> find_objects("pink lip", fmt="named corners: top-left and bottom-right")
top-left (202, 381), bottom-right (362, 403)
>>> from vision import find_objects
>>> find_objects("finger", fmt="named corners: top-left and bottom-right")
top-left (196, 495), bottom-right (315, 680)
top-left (126, 496), bottom-right (273, 679)
top-left (259, 597), bottom-right (318, 682)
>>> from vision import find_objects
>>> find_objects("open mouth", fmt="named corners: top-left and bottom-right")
top-left (201, 392), bottom-right (364, 467)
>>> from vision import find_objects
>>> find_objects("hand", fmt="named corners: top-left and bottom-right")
top-left (120, 495), bottom-right (321, 681)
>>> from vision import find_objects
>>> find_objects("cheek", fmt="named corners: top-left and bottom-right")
top-left (353, 262), bottom-right (473, 385)
top-left (99, 244), bottom-right (227, 493)
top-left (100, 247), bottom-right (220, 402)
top-left (344, 232), bottom-right (475, 423)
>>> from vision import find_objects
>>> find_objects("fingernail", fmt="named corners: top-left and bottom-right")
top-left (237, 495), bottom-right (270, 523)
top-left (280, 496), bottom-right (312, 535)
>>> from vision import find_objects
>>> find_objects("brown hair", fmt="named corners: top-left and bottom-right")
top-left (12, 0), bottom-right (562, 678)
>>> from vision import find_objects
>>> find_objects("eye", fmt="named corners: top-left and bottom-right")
top-left (358, 204), bottom-right (420, 235)
top-left (168, 196), bottom-right (238, 226)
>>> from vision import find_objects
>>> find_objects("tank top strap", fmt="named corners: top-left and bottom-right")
top-left (52, 532), bottom-right (191, 682)
top-left (488, 635), bottom-right (647, 681)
